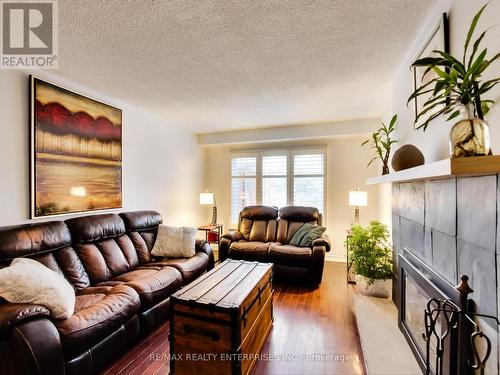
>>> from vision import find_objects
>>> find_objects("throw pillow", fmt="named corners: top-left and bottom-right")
top-left (0, 258), bottom-right (76, 319)
top-left (151, 225), bottom-right (197, 258)
top-left (299, 225), bottom-right (326, 247)
top-left (289, 223), bottom-right (326, 247)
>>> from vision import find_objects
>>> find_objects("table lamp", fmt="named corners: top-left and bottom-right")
top-left (349, 188), bottom-right (367, 224)
top-left (200, 191), bottom-right (217, 225)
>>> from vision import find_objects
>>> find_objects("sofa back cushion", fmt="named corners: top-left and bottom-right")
top-left (0, 221), bottom-right (90, 292)
top-left (65, 214), bottom-right (139, 284)
top-left (238, 206), bottom-right (278, 242)
top-left (120, 210), bottom-right (162, 264)
top-left (277, 206), bottom-right (322, 244)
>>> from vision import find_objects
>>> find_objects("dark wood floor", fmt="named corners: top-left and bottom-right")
top-left (102, 262), bottom-right (365, 375)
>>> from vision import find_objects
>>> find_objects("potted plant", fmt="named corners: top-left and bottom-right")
top-left (408, 4), bottom-right (500, 157)
top-left (345, 221), bottom-right (393, 298)
top-left (362, 114), bottom-right (397, 175)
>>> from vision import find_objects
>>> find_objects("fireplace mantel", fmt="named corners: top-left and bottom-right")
top-left (365, 155), bottom-right (500, 185)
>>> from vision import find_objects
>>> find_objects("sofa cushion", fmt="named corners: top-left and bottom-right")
top-left (151, 225), bottom-right (196, 258)
top-left (0, 222), bottom-right (91, 292)
top-left (120, 211), bottom-right (162, 232)
top-left (269, 243), bottom-right (312, 267)
top-left (229, 241), bottom-right (270, 262)
top-left (120, 211), bottom-right (162, 264)
top-left (279, 206), bottom-right (321, 223)
top-left (0, 258), bottom-right (76, 319)
top-left (150, 252), bottom-right (209, 285)
top-left (289, 223), bottom-right (326, 247)
top-left (54, 285), bottom-right (140, 358)
top-left (238, 206), bottom-right (279, 242)
top-left (100, 266), bottom-right (182, 309)
top-left (66, 214), bottom-right (141, 284)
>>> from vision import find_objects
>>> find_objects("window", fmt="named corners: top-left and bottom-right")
top-left (231, 156), bottom-right (257, 223)
top-left (231, 149), bottom-right (326, 223)
top-left (293, 153), bottom-right (324, 213)
top-left (262, 155), bottom-right (287, 208)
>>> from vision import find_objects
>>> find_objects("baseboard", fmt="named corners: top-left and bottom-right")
top-left (325, 254), bottom-right (346, 263)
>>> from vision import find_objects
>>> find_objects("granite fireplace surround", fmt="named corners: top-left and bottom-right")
top-left (391, 174), bottom-right (500, 372)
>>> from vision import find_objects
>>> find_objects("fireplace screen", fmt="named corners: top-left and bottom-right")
top-left (404, 274), bottom-right (440, 374)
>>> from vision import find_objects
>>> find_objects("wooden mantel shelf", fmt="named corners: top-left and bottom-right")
top-left (365, 155), bottom-right (500, 185)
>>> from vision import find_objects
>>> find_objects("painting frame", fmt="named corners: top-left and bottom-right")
top-left (30, 76), bottom-right (123, 219)
top-left (412, 13), bottom-right (449, 129)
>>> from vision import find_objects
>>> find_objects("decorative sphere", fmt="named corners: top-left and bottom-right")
top-left (391, 144), bottom-right (425, 171)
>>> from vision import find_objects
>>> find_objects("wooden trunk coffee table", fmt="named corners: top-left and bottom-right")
top-left (169, 259), bottom-right (274, 375)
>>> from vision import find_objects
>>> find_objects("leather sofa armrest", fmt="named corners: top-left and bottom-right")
top-left (0, 303), bottom-right (50, 339)
top-left (219, 231), bottom-right (244, 262)
top-left (0, 317), bottom-right (65, 375)
top-left (312, 234), bottom-right (331, 252)
top-left (195, 239), bottom-right (215, 270)
top-left (221, 231), bottom-right (243, 242)
top-left (309, 245), bottom-right (327, 285)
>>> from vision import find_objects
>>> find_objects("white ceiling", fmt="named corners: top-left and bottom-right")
top-left (59, 0), bottom-right (435, 133)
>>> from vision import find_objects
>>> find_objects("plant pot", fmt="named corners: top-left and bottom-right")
top-left (449, 104), bottom-right (491, 158)
top-left (355, 275), bottom-right (391, 298)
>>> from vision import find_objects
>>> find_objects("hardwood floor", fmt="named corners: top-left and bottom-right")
top-left (102, 262), bottom-right (365, 375)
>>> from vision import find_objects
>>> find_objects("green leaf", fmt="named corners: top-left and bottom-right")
top-left (412, 56), bottom-right (444, 67)
top-left (407, 78), bottom-right (440, 104)
top-left (415, 99), bottom-right (448, 123)
top-left (468, 30), bottom-right (487, 68)
top-left (446, 110), bottom-right (460, 121)
top-left (435, 51), bottom-right (466, 74)
top-left (432, 66), bottom-right (449, 79)
top-left (464, 3), bottom-right (488, 64)
top-left (388, 114), bottom-right (397, 130)
top-left (463, 48), bottom-right (487, 84)
top-left (482, 101), bottom-right (491, 116)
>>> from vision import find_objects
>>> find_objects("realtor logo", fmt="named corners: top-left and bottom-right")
top-left (1, 0), bottom-right (58, 69)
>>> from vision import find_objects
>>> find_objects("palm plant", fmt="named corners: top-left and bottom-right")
top-left (362, 114), bottom-right (397, 175)
top-left (408, 3), bottom-right (500, 130)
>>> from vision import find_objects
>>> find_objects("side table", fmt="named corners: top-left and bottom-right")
top-left (198, 224), bottom-right (223, 264)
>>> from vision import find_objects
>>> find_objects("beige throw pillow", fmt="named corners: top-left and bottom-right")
top-left (0, 258), bottom-right (76, 319)
top-left (151, 225), bottom-right (197, 258)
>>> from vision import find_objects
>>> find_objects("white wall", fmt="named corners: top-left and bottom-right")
top-left (0, 70), bottom-right (205, 227)
top-left (392, 0), bottom-right (500, 161)
top-left (202, 135), bottom-right (383, 261)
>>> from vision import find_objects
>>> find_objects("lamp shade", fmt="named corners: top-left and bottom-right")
top-left (349, 190), bottom-right (367, 207)
top-left (200, 192), bottom-right (214, 205)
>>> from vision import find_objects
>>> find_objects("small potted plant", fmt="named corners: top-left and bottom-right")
top-left (408, 4), bottom-right (500, 157)
top-left (345, 221), bottom-right (393, 298)
top-left (362, 114), bottom-right (397, 175)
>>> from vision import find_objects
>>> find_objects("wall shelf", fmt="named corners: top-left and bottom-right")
top-left (365, 155), bottom-right (500, 185)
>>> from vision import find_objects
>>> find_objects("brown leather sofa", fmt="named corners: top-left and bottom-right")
top-left (219, 206), bottom-right (330, 285)
top-left (0, 210), bottom-right (214, 375)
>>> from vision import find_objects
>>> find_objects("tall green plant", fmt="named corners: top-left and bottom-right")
top-left (408, 3), bottom-right (500, 130)
top-left (362, 114), bottom-right (397, 175)
top-left (345, 221), bottom-right (393, 284)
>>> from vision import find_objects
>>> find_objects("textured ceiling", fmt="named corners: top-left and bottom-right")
top-left (58, 0), bottom-right (435, 133)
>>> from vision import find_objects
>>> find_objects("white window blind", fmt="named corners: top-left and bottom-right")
top-left (262, 155), bottom-right (287, 208)
top-left (231, 157), bottom-right (257, 223)
top-left (293, 153), bottom-right (325, 213)
top-left (230, 149), bottom-right (325, 224)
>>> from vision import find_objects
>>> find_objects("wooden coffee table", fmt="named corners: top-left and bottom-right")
top-left (169, 259), bottom-right (274, 375)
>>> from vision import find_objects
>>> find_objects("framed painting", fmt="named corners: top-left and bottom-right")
top-left (30, 76), bottom-right (122, 218)
top-left (412, 13), bottom-right (449, 129)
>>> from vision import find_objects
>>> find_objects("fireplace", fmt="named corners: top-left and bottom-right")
top-left (399, 251), bottom-right (463, 374)
top-left (398, 250), bottom-right (496, 375)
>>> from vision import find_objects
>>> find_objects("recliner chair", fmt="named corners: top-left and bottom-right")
top-left (219, 205), bottom-right (330, 284)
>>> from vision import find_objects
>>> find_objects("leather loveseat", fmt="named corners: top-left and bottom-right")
top-left (219, 206), bottom-right (330, 285)
top-left (0, 210), bottom-right (213, 375)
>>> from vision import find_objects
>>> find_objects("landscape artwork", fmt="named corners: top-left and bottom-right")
top-left (31, 77), bottom-right (122, 218)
